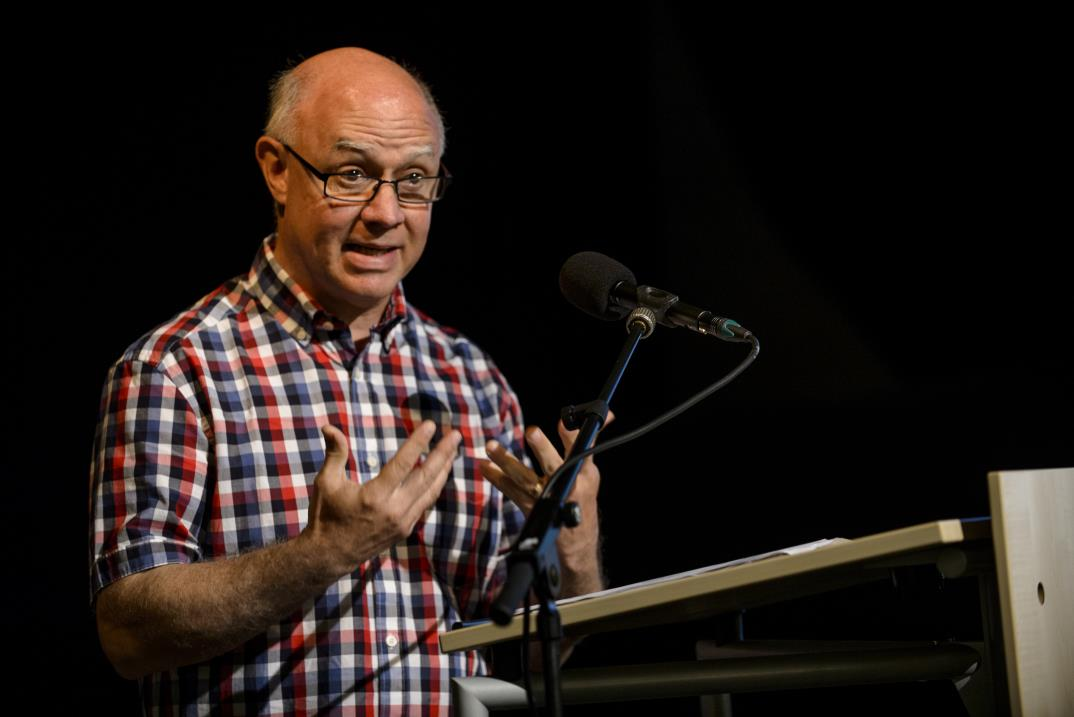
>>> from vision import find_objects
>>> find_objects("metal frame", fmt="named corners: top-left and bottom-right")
top-left (451, 643), bottom-right (980, 716)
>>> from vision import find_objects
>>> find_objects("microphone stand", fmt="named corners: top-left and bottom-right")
top-left (490, 311), bottom-right (655, 717)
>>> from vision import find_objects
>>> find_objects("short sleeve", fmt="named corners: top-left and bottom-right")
top-left (88, 358), bottom-right (210, 601)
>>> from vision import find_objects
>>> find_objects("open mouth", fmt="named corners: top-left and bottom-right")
top-left (344, 243), bottom-right (397, 256)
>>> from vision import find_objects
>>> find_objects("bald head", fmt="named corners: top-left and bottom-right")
top-left (265, 48), bottom-right (446, 154)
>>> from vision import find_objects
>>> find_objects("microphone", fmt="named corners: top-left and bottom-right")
top-left (558, 251), bottom-right (753, 342)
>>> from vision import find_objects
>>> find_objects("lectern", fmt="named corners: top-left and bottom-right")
top-left (441, 468), bottom-right (1073, 716)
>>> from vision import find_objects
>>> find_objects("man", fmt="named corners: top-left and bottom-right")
top-left (90, 47), bottom-right (603, 714)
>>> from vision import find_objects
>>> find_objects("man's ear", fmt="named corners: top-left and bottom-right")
top-left (255, 136), bottom-right (288, 215)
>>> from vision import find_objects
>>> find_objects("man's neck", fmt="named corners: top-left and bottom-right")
top-left (345, 311), bottom-right (382, 344)
top-left (270, 233), bottom-right (391, 344)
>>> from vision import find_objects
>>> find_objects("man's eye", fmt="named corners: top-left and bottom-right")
top-left (401, 173), bottom-right (426, 185)
top-left (337, 170), bottom-right (367, 184)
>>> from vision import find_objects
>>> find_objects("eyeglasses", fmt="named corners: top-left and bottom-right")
top-left (282, 143), bottom-right (451, 204)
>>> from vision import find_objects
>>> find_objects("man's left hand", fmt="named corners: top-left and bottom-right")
top-left (479, 417), bottom-right (609, 598)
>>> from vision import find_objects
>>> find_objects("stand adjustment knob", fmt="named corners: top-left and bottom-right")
top-left (559, 502), bottom-right (582, 528)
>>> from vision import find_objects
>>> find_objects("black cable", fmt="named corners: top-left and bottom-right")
top-left (536, 335), bottom-right (760, 504)
top-left (513, 333), bottom-right (759, 713)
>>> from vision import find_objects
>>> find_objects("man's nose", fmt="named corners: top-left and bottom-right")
top-left (359, 180), bottom-right (406, 228)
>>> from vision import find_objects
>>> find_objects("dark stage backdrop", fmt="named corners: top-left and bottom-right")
top-left (12, 9), bottom-right (1070, 715)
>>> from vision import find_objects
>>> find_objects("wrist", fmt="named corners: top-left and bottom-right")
top-left (294, 526), bottom-right (353, 584)
top-left (556, 527), bottom-right (604, 596)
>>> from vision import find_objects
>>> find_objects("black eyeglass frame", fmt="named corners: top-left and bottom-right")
top-left (282, 142), bottom-right (451, 204)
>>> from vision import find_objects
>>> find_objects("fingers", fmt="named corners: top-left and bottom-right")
top-left (306, 423), bottom-right (460, 569)
top-left (321, 423), bottom-right (348, 455)
top-left (556, 409), bottom-right (615, 450)
top-left (378, 420), bottom-right (438, 487)
top-left (486, 440), bottom-right (539, 484)
top-left (318, 424), bottom-right (352, 483)
top-left (397, 427), bottom-right (461, 526)
top-left (482, 439), bottom-right (541, 510)
top-left (526, 427), bottom-right (565, 477)
top-left (477, 457), bottom-right (508, 492)
top-left (414, 428), bottom-right (463, 493)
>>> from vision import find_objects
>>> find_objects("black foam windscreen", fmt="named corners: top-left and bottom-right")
top-left (558, 252), bottom-right (636, 320)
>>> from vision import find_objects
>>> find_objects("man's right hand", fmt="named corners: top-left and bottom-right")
top-left (96, 420), bottom-right (460, 679)
top-left (302, 420), bottom-right (462, 577)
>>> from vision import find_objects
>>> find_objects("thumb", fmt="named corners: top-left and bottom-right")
top-left (318, 424), bottom-right (351, 482)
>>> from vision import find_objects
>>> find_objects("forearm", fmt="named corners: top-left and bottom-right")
top-left (96, 532), bottom-right (337, 679)
top-left (559, 551), bottom-right (604, 599)
top-left (556, 510), bottom-right (605, 599)
top-left (553, 520), bottom-right (604, 665)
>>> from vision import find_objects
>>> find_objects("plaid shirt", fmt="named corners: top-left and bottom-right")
top-left (90, 235), bottom-right (526, 715)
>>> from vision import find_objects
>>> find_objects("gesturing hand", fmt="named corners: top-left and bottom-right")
top-left (479, 416), bottom-right (610, 593)
top-left (302, 420), bottom-right (461, 577)
top-left (479, 414), bottom-right (612, 516)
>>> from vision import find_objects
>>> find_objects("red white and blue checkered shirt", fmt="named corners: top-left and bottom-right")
top-left (90, 235), bottom-right (527, 715)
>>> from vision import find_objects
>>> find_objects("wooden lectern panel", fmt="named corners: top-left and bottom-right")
top-left (988, 467), bottom-right (1074, 717)
top-left (440, 518), bottom-right (989, 653)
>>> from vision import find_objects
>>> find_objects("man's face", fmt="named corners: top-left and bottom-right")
top-left (272, 74), bottom-right (442, 327)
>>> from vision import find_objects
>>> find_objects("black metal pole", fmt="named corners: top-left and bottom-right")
top-left (491, 319), bottom-right (650, 716)
top-left (537, 599), bottom-right (563, 717)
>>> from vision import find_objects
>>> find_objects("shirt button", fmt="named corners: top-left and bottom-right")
top-left (365, 455), bottom-right (379, 470)
top-left (385, 634), bottom-right (399, 649)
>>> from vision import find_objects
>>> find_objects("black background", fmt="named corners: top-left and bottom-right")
top-left (11, 8), bottom-right (1070, 714)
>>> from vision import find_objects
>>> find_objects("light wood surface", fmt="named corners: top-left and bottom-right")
top-left (440, 518), bottom-right (990, 653)
top-left (988, 467), bottom-right (1074, 717)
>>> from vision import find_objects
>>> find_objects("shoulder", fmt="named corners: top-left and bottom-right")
top-left (111, 275), bottom-right (255, 373)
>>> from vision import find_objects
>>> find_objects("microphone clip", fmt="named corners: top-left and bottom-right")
top-left (613, 284), bottom-right (679, 338)
top-left (560, 400), bottom-right (610, 431)
top-left (631, 285), bottom-right (680, 323)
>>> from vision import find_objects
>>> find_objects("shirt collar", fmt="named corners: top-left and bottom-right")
top-left (245, 234), bottom-right (409, 347)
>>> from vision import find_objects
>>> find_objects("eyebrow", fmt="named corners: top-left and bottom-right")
top-left (332, 140), bottom-right (437, 164)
